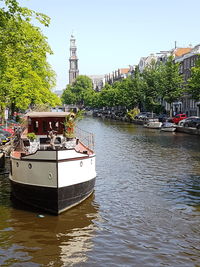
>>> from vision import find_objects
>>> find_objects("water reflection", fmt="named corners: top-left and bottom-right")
top-left (0, 186), bottom-right (99, 267)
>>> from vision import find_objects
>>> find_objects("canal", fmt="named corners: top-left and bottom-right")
top-left (0, 117), bottom-right (200, 266)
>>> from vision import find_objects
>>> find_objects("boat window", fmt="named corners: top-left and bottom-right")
top-left (43, 121), bottom-right (47, 132)
top-left (33, 121), bottom-right (39, 133)
top-left (40, 137), bottom-right (50, 144)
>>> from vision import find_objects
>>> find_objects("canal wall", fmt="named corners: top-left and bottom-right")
top-left (176, 126), bottom-right (200, 135)
top-left (90, 111), bottom-right (200, 136)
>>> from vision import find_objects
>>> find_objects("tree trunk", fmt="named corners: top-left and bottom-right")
top-left (170, 103), bottom-right (173, 117)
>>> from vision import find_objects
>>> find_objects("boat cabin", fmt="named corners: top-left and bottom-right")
top-left (13, 112), bottom-right (93, 156)
top-left (27, 112), bottom-right (69, 136)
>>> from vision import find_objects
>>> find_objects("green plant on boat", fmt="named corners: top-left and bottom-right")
top-left (64, 110), bottom-right (84, 139)
top-left (27, 132), bottom-right (37, 141)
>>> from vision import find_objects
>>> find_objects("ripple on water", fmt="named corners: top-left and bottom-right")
top-left (0, 118), bottom-right (200, 267)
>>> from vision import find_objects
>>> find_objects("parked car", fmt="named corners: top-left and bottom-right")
top-left (135, 112), bottom-right (157, 120)
top-left (178, 116), bottom-right (199, 126)
top-left (135, 112), bottom-right (148, 120)
top-left (172, 114), bottom-right (187, 124)
top-left (158, 114), bottom-right (169, 122)
top-left (183, 117), bottom-right (200, 128)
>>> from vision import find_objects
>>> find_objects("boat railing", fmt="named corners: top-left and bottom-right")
top-left (75, 126), bottom-right (94, 152)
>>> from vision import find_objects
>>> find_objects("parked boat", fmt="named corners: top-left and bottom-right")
top-left (9, 112), bottom-right (96, 215)
top-left (144, 120), bottom-right (162, 129)
top-left (160, 122), bottom-right (176, 132)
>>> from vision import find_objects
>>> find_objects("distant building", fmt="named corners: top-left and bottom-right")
top-left (69, 35), bottom-right (79, 85)
top-left (54, 90), bottom-right (64, 97)
top-left (88, 75), bottom-right (105, 91)
top-left (105, 67), bottom-right (131, 85)
top-left (138, 47), bottom-right (193, 73)
top-left (138, 53), bottom-right (158, 73)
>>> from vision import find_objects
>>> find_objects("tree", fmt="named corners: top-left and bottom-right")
top-left (71, 75), bottom-right (93, 105)
top-left (61, 85), bottom-right (76, 105)
top-left (187, 56), bottom-right (200, 101)
top-left (142, 61), bottom-right (164, 113)
top-left (161, 56), bottom-right (184, 116)
top-left (0, 0), bottom-right (60, 118)
top-left (129, 67), bottom-right (145, 109)
top-left (62, 75), bottom-right (94, 106)
top-left (97, 83), bottom-right (119, 108)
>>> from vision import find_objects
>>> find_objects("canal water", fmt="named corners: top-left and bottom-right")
top-left (0, 117), bottom-right (200, 267)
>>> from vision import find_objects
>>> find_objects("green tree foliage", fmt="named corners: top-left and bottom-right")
top-left (61, 85), bottom-right (76, 105)
top-left (127, 107), bottom-right (140, 120)
top-left (0, 0), bottom-right (60, 117)
top-left (142, 60), bottom-right (164, 112)
top-left (62, 75), bottom-right (94, 106)
top-left (187, 56), bottom-right (200, 101)
top-left (71, 75), bottom-right (93, 105)
top-left (98, 83), bottom-right (120, 107)
top-left (161, 56), bottom-right (184, 115)
top-left (128, 67), bottom-right (145, 108)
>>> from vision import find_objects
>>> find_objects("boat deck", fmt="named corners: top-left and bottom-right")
top-left (11, 140), bottom-right (93, 159)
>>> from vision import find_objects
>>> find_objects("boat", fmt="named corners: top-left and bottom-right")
top-left (9, 112), bottom-right (96, 215)
top-left (144, 120), bottom-right (162, 129)
top-left (160, 122), bottom-right (176, 132)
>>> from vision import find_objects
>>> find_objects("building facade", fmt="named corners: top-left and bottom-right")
top-left (175, 44), bottom-right (200, 116)
top-left (69, 35), bottom-right (79, 85)
top-left (88, 75), bottom-right (105, 91)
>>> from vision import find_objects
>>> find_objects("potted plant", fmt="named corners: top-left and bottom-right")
top-left (64, 110), bottom-right (83, 141)
top-left (27, 132), bottom-right (36, 142)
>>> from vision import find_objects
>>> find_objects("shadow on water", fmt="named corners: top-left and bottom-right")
top-left (0, 160), bottom-right (100, 267)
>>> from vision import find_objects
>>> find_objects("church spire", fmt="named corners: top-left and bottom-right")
top-left (69, 34), bottom-right (79, 85)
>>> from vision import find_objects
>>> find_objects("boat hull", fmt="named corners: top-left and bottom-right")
top-left (160, 127), bottom-right (176, 132)
top-left (144, 121), bottom-right (162, 129)
top-left (10, 177), bottom-right (96, 214)
top-left (9, 149), bottom-right (96, 214)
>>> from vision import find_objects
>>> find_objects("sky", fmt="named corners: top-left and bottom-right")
top-left (17, 0), bottom-right (200, 91)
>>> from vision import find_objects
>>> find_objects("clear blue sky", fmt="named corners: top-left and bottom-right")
top-left (18, 0), bottom-right (200, 91)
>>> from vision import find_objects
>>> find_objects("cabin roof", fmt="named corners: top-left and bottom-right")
top-left (26, 112), bottom-right (70, 118)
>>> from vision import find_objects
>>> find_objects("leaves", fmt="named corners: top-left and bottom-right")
top-left (187, 56), bottom-right (200, 101)
top-left (0, 0), bottom-right (60, 116)
top-left (62, 75), bottom-right (93, 106)
top-left (161, 56), bottom-right (184, 104)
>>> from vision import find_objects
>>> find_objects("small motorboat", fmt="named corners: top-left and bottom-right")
top-left (160, 122), bottom-right (176, 132)
top-left (144, 120), bottom-right (162, 129)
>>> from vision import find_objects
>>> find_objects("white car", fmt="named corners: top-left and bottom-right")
top-left (178, 116), bottom-right (199, 126)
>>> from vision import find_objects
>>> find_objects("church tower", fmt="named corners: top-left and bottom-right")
top-left (69, 35), bottom-right (79, 84)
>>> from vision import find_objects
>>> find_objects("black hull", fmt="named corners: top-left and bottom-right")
top-left (10, 178), bottom-right (96, 215)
